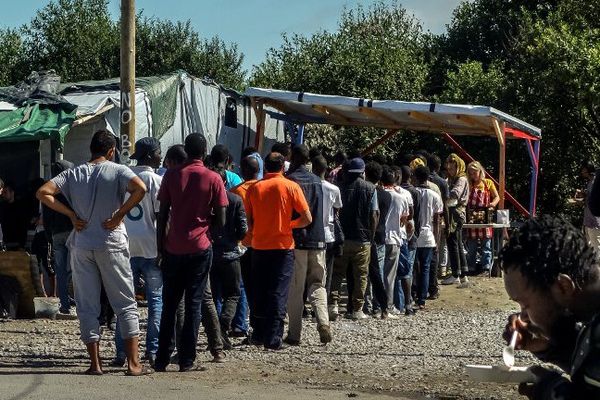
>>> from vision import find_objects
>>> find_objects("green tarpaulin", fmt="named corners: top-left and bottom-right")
top-left (0, 104), bottom-right (77, 147)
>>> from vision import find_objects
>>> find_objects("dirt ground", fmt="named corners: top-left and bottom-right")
top-left (0, 276), bottom-right (526, 400)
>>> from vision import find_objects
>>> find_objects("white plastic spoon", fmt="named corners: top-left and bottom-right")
top-left (503, 330), bottom-right (518, 368)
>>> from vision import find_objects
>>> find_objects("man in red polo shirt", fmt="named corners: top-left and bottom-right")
top-left (246, 152), bottom-right (312, 350)
top-left (154, 133), bottom-right (228, 372)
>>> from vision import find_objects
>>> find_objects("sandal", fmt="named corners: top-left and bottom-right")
top-left (125, 366), bottom-right (154, 376)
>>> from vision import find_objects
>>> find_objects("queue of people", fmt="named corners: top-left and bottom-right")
top-left (25, 128), bottom-right (515, 375)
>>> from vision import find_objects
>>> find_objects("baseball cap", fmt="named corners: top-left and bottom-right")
top-left (131, 137), bottom-right (161, 161)
top-left (347, 157), bottom-right (366, 173)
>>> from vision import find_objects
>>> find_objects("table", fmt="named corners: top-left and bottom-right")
top-left (462, 223), bottom-right (511, 277)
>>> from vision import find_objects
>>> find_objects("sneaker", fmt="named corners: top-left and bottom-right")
top-left (458, 276), bottom-right (471, 288)
top-left (427, 292), bottom-right (440, 300)
top-left (381, 311), bottom-right (399, 320)
top-left (328, 304), bottom-right (339, 321)
top-left (438, 266), bottom-right (447, 278)
top-left (405, 308), bottom-right (416, 316)
top-left (352, 311), bottom-right (369, 320)
top-left (211, 350), bottom-right (226, 363)
top-left (144, 353), bottom-right (157, 368)
top-left (229, 328), bottom-right (247, 338)
top-left (317, 325), bottom-right (332, 344)
top-left (283, 337), bottom-right (301, 346)
top-left (389, 307), bottom-right (403, 315)
top-left (241, 337), bottom-right (263, 347)
top-left (221, 334), bottom-right (233, 350)
top-left (441, 276), bottom-right (460, 285)
top-left (179, 363), bottom-right (197, 372)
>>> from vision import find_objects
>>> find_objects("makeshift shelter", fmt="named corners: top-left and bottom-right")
top-left (0, 71), bottom-right (285, 182)
top-left (245, 88), bottom-right (541, 217)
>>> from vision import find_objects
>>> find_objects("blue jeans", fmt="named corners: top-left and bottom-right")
top-left (466, 238), bottom-right (492, 271)
top-left (116, 257), bottom-right (163, 357)
top-left (52, 232), bottom-right (72, 313)
top-left (416, 247), bottom-right (434, 306)
top-left (155, 249), bottom-right (212, 369)
top-left (395, 243), bottom-right (415, 311)
top-left (232, 283), bottom-right (249, 333)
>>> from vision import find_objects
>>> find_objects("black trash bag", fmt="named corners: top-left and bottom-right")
top-left (0, 274), bottom-right (22, 319)
top-left (0, 70), bottom-right (75, 111)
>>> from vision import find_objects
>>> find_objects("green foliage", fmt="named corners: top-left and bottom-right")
top-left (136, 17), bottom-right (245, 89)
top-left (0, 29), bottom-right (25, 86)
top-left (0, 0), bottom-right (245, 89)
top-left (439, 61), bottom-right (506, 106)
top-left (251, 1), bottom-right (430, 159)
top-left (22, 0), bottom-right (119, 82)
top-left (252, 1), bottom-right (427, 99)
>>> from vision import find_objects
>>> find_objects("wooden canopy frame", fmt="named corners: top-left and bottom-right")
top-left (246, 88), bottom-right (541, 218)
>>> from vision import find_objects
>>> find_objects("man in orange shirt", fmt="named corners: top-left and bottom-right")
top-left (231, 155), bottom-right (260, 337)
top-left (246, 152), bottom-right (312, 350)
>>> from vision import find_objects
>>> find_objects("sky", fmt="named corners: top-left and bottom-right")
top-left (0, 0), bottom-right (465, 74)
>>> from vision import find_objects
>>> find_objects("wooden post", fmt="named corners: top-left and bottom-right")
top-left (120, 0), bottom-right (136, 164)
top-left (493, 118), bottom-right (507, 209)
top-left (253, 100), bottom-right (266, 154)
top-left (361, 129), bottom-right (399, 156)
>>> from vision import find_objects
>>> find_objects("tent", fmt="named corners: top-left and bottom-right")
top-left (244, 87), bottom-right (541, 217)
top-left (0, 71), bottom-right (285, 182)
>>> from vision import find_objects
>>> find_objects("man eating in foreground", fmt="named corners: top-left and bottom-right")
top-left (500, 215), bottom-right (600, 399)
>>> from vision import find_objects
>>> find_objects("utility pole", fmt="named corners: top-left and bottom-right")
top-left (120, 0), bottom-right (135, 164)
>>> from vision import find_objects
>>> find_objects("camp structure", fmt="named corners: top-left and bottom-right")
top-left (245, 87), bottom-right (541, 218)
top-left (0, 71), bottom-right (285, 318)
top-left (0, 70), bottom-right (285, 186)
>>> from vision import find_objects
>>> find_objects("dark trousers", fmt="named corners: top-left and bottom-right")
top-left (202, 281), bottom-right (224, 354)
top-left (416, 247), bottom-right (434, 305)
top-left (156, 248), bottom-right (212, 369)
top-left (210, 256), bottom-right (242, 334)
top-left (172, 284), bottom-right (223, 357)
top-left (250, 249), bottom-right (294, 349)
top-left (325, 243), bottom-right (336, 297)
top-left (448, 220), bottom-right (468, 278)
top-left (428, 246), bottom-right (439, 297)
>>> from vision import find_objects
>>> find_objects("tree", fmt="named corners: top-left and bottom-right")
top-left (251, 1), bottom-right (430, 156)
top-left (136, 17), bottom-right (245, 89)
top-left (22, 0), bottom-right (119, 82)
top-left (0, 29), bottom-right (25, 86)
top-left (432, 0), bottom-right (600, 217)
top-left (0, 0), bottom-right (246, 89)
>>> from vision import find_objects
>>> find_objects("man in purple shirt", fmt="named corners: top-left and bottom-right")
top-left (155, 133), bottom-right (228, 372)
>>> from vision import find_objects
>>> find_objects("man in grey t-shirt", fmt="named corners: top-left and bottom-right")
top-left (37, 130), bottom-right (149, 376)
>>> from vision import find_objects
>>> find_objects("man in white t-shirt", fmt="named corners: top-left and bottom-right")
top-left (114, 137), bottom-right (163, 368)
top-left (312, 156), bottom-right (342, 301)
top-left (413, 166), bottom-right (443, 309)
top-left (381, 166), bottom-right (410, 313)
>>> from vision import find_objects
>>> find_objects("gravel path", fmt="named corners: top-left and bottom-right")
top-left (0, 278), bottom-right (534, 400)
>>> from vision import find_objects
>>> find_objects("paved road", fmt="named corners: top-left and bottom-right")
top-left (0, 373), bottom-right (414, 400)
